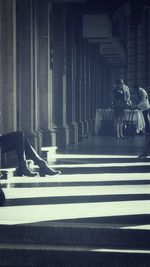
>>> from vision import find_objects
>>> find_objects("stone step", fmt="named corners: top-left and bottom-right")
top-left (41, 146), bottom-right (57, 163)
top-left (46, 165), bottom-right (150, 175)
top-left (0, 242), bottom-right (149, 267)
top-left (0, 224), bottom-right (150, 250)
top-left (0, 168), bottom-right (16, 179)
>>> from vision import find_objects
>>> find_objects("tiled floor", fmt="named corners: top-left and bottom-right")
top-left (0, 134), bottom-right (150, 228)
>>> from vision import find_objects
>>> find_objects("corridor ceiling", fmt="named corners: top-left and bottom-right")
top-left (83, 0), bottom-right (150, 17)
top-left (54, 0), bottom-right (150, 68)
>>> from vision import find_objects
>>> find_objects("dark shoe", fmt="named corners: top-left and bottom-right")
top-left (0, 187), bottom-right (5, 206)
top-left (38, 161), bottom-right (61, 177)
top-left (39, 167), bottom-right (61, 177)
top-left (138, 153), bottom-right (148, 159)
top-left (15, 168), bottom-right (39, 177)
top-left (16, 160), bottom-right (39, 177)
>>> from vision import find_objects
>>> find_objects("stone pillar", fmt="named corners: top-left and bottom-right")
top-left (82, 40), bottom-right (90, 136)
top-left (84, 41), bottom-right (90, 135)
top-left (126, 11), bottom-right (136, 86)
top-left (0, 0), bottom-right (3, 136)
top-left (37, 0), bottom-right (56, 146)
top-left (65, 5), bottom-right (78, 144)
top-left (31, 0), bottom-right (43, 154)
top-left (101, 59), bottom-right (111, 107)
top-left (52, 4), bottom-right (69, 148)
top-left (76, 38), bottom-right (88, 141)
top-left (87, 43), bottom-right (92, 135)
top-left (86, 42), bottom-right (99, 134)
top-left (0, 0), bottom-right (2, 167)
top-left (89, 43), bottom-right (99, 134)
top-left (136, 18), bottom-right (146, 86)
top-left (145, 9), bottom-right (150, 87)
top-left (71, 32), bottom-right (84, 141)
top-left (16, 0), bottom-right (40, 150)
top-left (0, 0), bottom-right (17, 134)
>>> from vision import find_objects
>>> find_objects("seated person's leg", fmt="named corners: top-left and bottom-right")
top-left (24, 139), bottom-right (61, 176)
top-left (0, 132), bottom-right (38, 177)
top-left (0, 131), bottom-right (61, 176)
top-left (0, 186), bottom-right (5, 206)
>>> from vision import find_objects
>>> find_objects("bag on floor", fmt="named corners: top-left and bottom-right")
top-left (123, 110), bottom-right (136, 137)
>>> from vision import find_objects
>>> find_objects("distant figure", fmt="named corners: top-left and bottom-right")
top-left (132, 85), bottom-right (150, 159)
top-left (112, 79), bottom-right (131, 139)
top-left (119, 79), bottom-right (131, 105)
top-left (133, 85), bottom-right (150, 135)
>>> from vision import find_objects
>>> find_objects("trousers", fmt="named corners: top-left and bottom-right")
top-left (143, 109), bottom-right (150, 133)
top-left (0, 131), bottom-right (41, 163)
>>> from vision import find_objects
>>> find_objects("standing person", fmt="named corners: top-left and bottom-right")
top-left (132, 85), bottom-right (150, 158)
top-left (119, 79), bottom-right (131, 105)
top-left (112, 79), bottom-right (131, 139)
top-left (133, 85), bottom-right (150, 135)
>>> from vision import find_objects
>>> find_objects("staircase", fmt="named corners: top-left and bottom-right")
top-left (0, 223), bottom-right (150, 266)
top-left (0, 137), bottom-right (150, 266)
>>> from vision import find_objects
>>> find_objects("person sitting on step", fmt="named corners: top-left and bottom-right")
top-left (0, 131), bottom-right (61, 177)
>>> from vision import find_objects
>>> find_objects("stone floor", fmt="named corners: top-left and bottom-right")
top-left (0, 134), bottom-right (150, 227)
top-left (0, 134), bottom-right (150, 266)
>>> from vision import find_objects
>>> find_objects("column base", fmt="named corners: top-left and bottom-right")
top-left (88, 119), bottom-right (95, 134)
top-left (78, 121), bottom-right (86, 142)
top-left (69, 122), bottom-right (78, 144)
top-left (41, 128), bottom-right (56, 147)
top-left (84, 120), bottom-right (90, 135)
top-left (55, 126), bottom-right (70, 148)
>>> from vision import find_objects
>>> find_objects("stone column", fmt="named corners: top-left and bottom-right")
top-left (82, 40), bottom-right (90, 136)
top-left (145, 9), bottom-right (150, 87)
top-left (89, 43), bottom-right (99, 133)
top-left (52, 3), bottom-right (69, 148)
top-left (16, 0), bottom-right (40, 150)
top-left (86, 42), bottom-right (99, 134)
top-left (0, 0), bottom-right (17, 134)
top-left (126, 5), bottom-right (137, 86)
top-left (136, 18), bottom-right (146, 86)
top-left (0, 1), bottom-right (1, 166)
top-left (0, 0), bottom-right (3, 136)
top-left (30, 0), bottom-right (42, 154)
top-left (76, 39), bottom-right (87, 141)
top-left (84, 41), bottom-right (90, 135)
top-left (37, 0), bottom-right (56, 146)
top-left (74, 23), bottom-right (84, 141)
top-left (65, 5), bottom-right (78, 144)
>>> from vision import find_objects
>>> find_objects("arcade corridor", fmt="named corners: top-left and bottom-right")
top-left (1, 0), bottom-right (150, 265)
